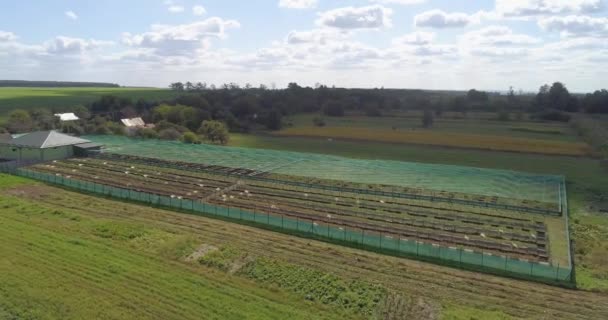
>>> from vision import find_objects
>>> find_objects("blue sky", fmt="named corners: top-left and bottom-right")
top-left (1, 0), bottom-right (607, 91)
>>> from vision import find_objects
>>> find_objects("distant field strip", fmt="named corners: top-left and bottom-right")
top-left (86, 135), bottom-right (564, 207)
top-left (0, 87), bottom-right (178, 114)
top-left (275, 127), bottom-right (590, 156)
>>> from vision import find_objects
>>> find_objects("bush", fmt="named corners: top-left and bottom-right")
top-left (181, 131), bottom-right (201, 144)
top-left (497, 110), bottom-right (510, 121)
top-left (106, 122), bottom-right (125, 135)
top-left (313, 117), bottom-right (326, 127)
top-left (532, 111), bottom-right (571, 122)
top-left (140, 128), bottom-right (159, 139)
top-left (158, 128), bottom-right (182, 140)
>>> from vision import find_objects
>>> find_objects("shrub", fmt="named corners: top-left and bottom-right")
top-left (497, 110), bottom-right (510, 121)
top-left (532, 111), bottom-right (571, 122)
top-left (158, 128), bottom-right (182, 140)
top-left (313, 117), bottom-right (326, 127)
top-left (181, 131), bottom-right (201, 144)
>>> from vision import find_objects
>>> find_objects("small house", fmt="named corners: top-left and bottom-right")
top-left (0, 130), bottom-right (103, 162)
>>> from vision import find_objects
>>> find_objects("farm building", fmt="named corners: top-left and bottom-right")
top-left (54, 113), bottom-right (80, 121)
top-left (0, 130), bottom-right (103, 161)
top-left (121, 117), bottom-right (154, 134)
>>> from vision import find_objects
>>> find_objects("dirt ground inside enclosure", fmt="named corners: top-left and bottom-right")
top-left (26, 159), bottom-right (548, 261)
top-left (25, 158), bottom-right (568, 265)
top-left (5, 184), bottom-right (608, 320)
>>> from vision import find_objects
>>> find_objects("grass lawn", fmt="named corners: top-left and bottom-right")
top-left (2, 175), bottom-right (607, 319)
top-left (0, 175), bottom-right (356, 320)
top-left (0, 87), bottom-right (178, 115)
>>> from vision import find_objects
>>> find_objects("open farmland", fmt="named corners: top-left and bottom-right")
top-left (19, 149), bottom-right (572, 284)
top-left (2, 175), bottom-right (607, 319)
top-left (275, 126), bottom-right (590, 156)
top-left (0, 87), bottom-right (178, 115)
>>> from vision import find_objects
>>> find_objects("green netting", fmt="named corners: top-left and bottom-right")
top-left (85, 135), bottom-right (563, 206)
top-left (13, 169), bottom-right (573, 285)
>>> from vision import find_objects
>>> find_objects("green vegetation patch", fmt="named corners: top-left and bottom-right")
top-left (441, 304), bottom-right (516, 320)
top-left (241, 257), bottom-right (386, 317)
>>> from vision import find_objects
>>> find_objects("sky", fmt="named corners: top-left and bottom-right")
top-left (0, 0), bottom-right (607, 92)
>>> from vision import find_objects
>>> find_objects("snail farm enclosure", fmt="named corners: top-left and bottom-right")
top-left (2, 135), bottom-right (572, 285)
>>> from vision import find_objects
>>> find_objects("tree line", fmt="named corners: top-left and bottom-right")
top-left (2, 81), bottom-right (607, 145)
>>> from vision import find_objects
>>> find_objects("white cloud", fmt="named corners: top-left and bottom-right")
top-left (193, 5), bottom-right (207, 16)
top-left (369, 0), bottom-right (426, 5)
top-left (168, 5), bottom-right (185, 13)
top-left (278, 0), bottom-right (318, 9)
top-left (469, 47), bottom-right (529, 58)
top-left (122, 18), bottom-right (240, 56)
top-left (414, 10), bottom-right (475, 28)
top-left (65, 10), bottom-right (78, 20)
top-left (539, 15), bottom-right (608, 37)
top-left (0, 30), bottom-right (17, 42)
top-left (496, 0), bottom-right (603, 17)
top-left (316, 5), bottom-right (393, 30)
top-left (45, 36), bottom-right (113, 55)
top-left (462, 26), bottom-right (540, 46)
top-left (392, 31), bottom-right (435, 45)
top-left (285, 29), bottom-right (347, 45)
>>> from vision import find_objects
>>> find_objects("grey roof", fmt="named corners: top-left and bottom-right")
top-left (74, 142), bottom-right (104, 149)
top-left (8, 130), bottom-right (90, 148)
top-left (0, 133), bottom-right (12, 143)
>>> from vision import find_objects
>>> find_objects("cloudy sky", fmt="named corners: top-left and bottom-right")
top-left (1, 0), bottom-right (607, 91)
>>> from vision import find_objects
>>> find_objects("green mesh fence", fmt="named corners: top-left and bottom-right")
top-left (13, 168), bottom-right (573, 286)
top-left (85, 135), bottom-right (563, 211)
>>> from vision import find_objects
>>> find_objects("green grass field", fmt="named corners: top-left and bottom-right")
top-left (0, 87), bottom-right (178, 116)
top-left (2, 175), bottom-right (608, 319)
top-left (0, 175), bottom-right (357, 320)
top-left (287, 114), bottom-right (579, 142)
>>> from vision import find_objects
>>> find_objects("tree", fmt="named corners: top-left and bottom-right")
top-left (30, 108), bottom-right (57, 130)
top-left (467, 89), bottom-right (489, 102)
top-left (169, 82), bottom-right (185, 91)
top-left (185, 82), bottom-right (194, 91)
top-left (450, 97), bottom-right (468, 115)
top-left (72, 105), bottom-right (91, 119)
top-left (548, 82), bottom-right (571, 111)
top-left (198, 120), bottom-right (229, 145)
top-left (422, 110), bottom-right (434, 128)
top-left (7, 109), bottom-right (33, 133)
top-left (313, 117), bottom-right (326, 127)
top-left (264, 109), bottom-right (283, 130)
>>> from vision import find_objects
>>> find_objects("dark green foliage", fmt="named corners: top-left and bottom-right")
top-left (323, 100), bottom-right (345, 117)
top-left (181, 131), bottom-right (202, 144)
top-left (467, 89), bottom-right (489, 102)
top-left (158, 128), bottom-right (182, 140)
top-left (6, 109), bottom-right (33, 133)
top-left (422, 109), bottom-right (434, 128)
top-left (532, 111), bottom-right (571, 122)
top-left (313, 117), bottom-right (326, 127)
top-left (582, 89), bottom-right (608, 113)
top-left (198, 120), bottom-right (229, 145)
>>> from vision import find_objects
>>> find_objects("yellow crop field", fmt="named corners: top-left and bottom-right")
top-left (275, 126), bottom-right (591, 156)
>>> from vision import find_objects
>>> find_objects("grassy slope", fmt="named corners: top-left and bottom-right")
top-left (0, 87), bottom-right (178, 115)
top-left (0, 175), bottom-right (353, 320)
top-left (2, 176), bottom-right (608, 319)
